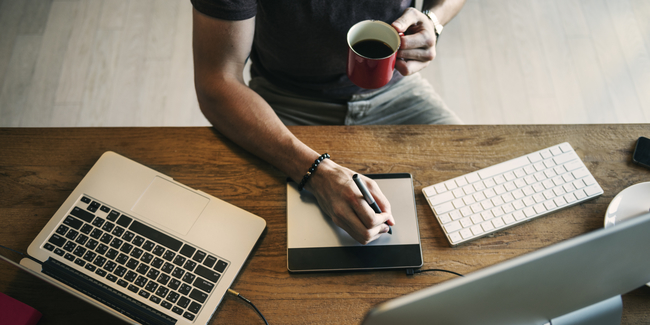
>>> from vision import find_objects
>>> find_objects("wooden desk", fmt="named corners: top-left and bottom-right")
top-left (1, 125), bottom-right (649, 324)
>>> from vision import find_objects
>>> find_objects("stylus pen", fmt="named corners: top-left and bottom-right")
top-left (353, 174), bottom-right (392, 235)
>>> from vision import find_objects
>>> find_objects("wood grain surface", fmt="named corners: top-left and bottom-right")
top-left (1, 125), bottom-right (649, 324)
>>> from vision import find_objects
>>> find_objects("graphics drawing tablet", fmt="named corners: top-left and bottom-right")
top-left (287, 173), bottom-right (423, 272)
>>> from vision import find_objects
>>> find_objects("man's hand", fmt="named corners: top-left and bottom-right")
top-left (306, 160), bottom-right (395, 245)
top-left (391, 7), bottom-right (437, 76)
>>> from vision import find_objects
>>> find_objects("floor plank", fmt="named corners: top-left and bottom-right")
top-left (0, 0), bottom-right (649, 127)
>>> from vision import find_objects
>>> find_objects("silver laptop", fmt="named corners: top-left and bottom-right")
top-left (17, 151), bottom-right (266, 325)
top-left (362, 212), bottom-right (650, 325)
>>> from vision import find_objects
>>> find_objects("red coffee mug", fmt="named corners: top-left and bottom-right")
top-left (347, 20), bottom-right (401, 89)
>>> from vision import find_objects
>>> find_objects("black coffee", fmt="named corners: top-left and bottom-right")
top-left (352, 39), bottom-right (394, 59)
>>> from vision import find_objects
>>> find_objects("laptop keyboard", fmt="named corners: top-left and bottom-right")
top-left (42, 195), bottom-right (229, 322)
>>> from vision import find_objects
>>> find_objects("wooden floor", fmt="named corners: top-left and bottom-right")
top-left (1, 0), bottom-right (649, 127)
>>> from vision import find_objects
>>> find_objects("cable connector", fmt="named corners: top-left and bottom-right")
top-left (406, 268), bottom-right (417, 276)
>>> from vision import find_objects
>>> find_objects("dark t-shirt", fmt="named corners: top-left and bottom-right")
top-left (191, 0), bottom-right (411, 101)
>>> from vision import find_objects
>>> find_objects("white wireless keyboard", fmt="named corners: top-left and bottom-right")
top-left (423, 143), bottom-right (603, 246)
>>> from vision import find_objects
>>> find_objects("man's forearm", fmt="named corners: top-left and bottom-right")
top-left (196, 79), bottom-right (320, 183)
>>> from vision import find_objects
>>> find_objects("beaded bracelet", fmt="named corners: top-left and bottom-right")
top-left (297, 153), bottom-right (330, 191)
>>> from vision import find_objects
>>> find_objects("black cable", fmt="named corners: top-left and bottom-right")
top-left (406, 268), bottom-right (464, 277)
top-left (0, 244), bottom-right (43, 265)
top-left (227, 288), bottom-right (269, 325)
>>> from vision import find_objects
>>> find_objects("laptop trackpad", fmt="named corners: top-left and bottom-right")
top-left (132, 176), bottom-right (209, 236)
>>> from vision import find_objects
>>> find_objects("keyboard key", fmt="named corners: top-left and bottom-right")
top-left (75, 234), bottom-right (89, 246)
top-left (102, 222), bottom-right (115, 233)
top-left (189, 289), bottom-right (208, 303)
top-left (177, 296), bottom-right (190, 308)
top-left (195, 265), bottom-right (221, 283)
top-left (172, 306), bottom-right (184, 315)
top-left (92, 217), bottom-right (104, 228)
top-left (105, 248), bottom-right (118, 259)
top-left (161, 300), bottom-right (173, 309)
top-left (172, 267), bottom-right (185, 279)
top-left (161, 262), bottom-right (175, 274)
top-left (124, 271), bottom-right (138, 282)
top-left (65, 229), bottom-right (79, 241)
top-left (428, 191), bottom-right (454, 206)
top-left (97, 244), bottom-right (109, 255)
top-left (156, 286), bottom-right (170, 298)
top-left (134, 276), bottom-right (148, 287)
top-left (122, 231), bottom-right (135, 242)
top-left (158, 274), bottom-right (171, 286)
top-left (126, 258), bottom-right (139, 270)
top-left (178, 283), bottom-right (192, 295)
top-left (48, 234), bottom-right (67, 247)
top-left (163, 250), bottom-right (176, 262)
top-left (107, 210), bottom-right (120, 222)
top-left (112, 226), bottom-right (125, 237)
top-left (129, 221), bottom-right (181, 251)
top-left (459, 228), bottom-right (473, 239)
top-left (147, 269), bottom-right (161, 280)
top-left (139, 290), bottom-right (150, 299)
top-left (193, 251), bottom-right (206, 263)
top-left (126, 284), bottom-right (138, 293)
top-left (63, 216), bottom-right (83, 230)
top-left (152, 257), bottom-right (164, 269)
top-left (141, 252), bottom-right (154, 264)
top-left (115, 253), bottom-right (129, 265)
top-left (150, 295), bottom-right (161, 304)
top-left (90, 228), bottom-right (103, 240)
top-left (183, 260), bottom-right (197, 272)
top-left (131, 236), bottom-right (144, 247)
top-left (109, 238), bottom-right (123, 249)
top-left (136, 264), bottom-right (150, 275)
top-left (214, 260), bottom-right (228, 273)
top-left (145, 281), bottom-right (159, 293)
top-left (130, 248), bottom-right (143, 259)
top-left (100, 233), bottom-right (113, 244)
top-left (121, 243), bottom-right (133, 254)
top-left (173, 255), bottom-right (186, 266)
top-left (82, 251), bottom-right (96, 262)
top-left (182, 273), bottom-right (196, 284)
top-left (168, 279), bottom-right (181, 290)
top-left (93, 256), bottom-right (107, 267)
top-left (183, 312), bottom-right (196, 321)
top-left (117, 214), bottom-right (133, 227)
top-left (104, 261), bottom-right (117, 272)
top-left (166, 291), bottom-right (180, 304)
top-left (194, 277), bottom-right (215, 293)
top-left (142, 241), bottom-right (155, 252)
top-left (56, 225), bottom-right (69, 235)
top-left (180, 245), bottom-right (196, 258)
top-left (71, 207), bottom-right (95, 223)
top-left (153, 245), bottom-right (165, 256)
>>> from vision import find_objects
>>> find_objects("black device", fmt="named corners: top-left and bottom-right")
top-left (632, 136), bottom-right (650, 169)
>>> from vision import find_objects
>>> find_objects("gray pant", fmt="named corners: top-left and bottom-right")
top-left (249, 73), bottom-right (462, 126)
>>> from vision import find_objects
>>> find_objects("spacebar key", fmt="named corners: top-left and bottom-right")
top-left (478, 156), bottom-right (530, 179)
top-left (129, 221), bottom-right (183, 252)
